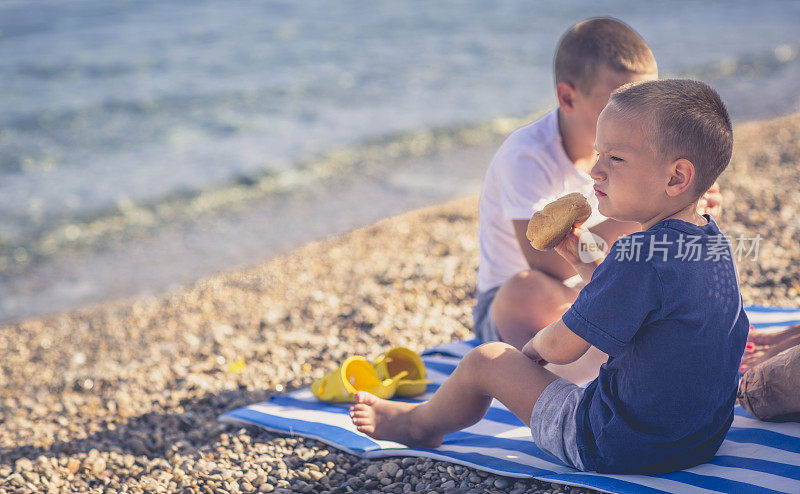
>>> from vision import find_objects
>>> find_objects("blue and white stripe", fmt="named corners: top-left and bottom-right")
top-left (220, 305), bottom-right (800, 493)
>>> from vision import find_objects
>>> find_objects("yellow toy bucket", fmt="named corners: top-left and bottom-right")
top-left (373, 347), bottom-right (430, 398)
top-left (310, 356), bottom-right (408, 403)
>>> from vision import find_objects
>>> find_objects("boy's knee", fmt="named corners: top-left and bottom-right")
top-left (461, 342), bottom-right (517, 376)
top-left (499, 269), bottom-right (575, 309)
top-left (505, 269), bottom-right (550, 294)
top-left (499, 269), bottom-right (567, 308)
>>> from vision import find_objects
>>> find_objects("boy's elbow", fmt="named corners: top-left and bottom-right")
top-left (544, 343), bottom-right (587, 365)
top-left (538, 321), bottom-right (590, 364)
top-left (547, 352), bottom-right (581, 365)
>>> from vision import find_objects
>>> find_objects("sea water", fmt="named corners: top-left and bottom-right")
top-left (1, 0), bottom-right (799, 322)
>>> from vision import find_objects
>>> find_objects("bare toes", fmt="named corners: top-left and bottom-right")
top-left (356, 425), bottom-right (375, 434)
top-left (354, 391), bottom-right (378, 405)
top-left (352, 416), bottom-right (370, 425)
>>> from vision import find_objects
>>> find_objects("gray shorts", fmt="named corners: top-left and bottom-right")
top-left (472, 286), bottom-right (500, 342)
top-left (530, 377), bottom-right (586, 470)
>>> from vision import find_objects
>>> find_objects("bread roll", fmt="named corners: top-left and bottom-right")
top-left (526, 193), bottom-right (592, 250)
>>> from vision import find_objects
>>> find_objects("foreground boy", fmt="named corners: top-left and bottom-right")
top-left (352, 79), bottom-right (748, 474)
top-left (475, 18), bottom-right (722, 383)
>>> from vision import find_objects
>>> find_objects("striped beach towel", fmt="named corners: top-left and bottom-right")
top-left (220, 306), bottom-right (800, 493)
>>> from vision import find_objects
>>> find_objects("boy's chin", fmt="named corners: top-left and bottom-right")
top-left (598, 203), bottom-right (634, 223)
top-left (597, 201), bottom-right (611, 218)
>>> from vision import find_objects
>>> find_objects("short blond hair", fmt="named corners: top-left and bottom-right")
top-left (554, 18), bottom-right (657, 93)
top-left (609, 79), bottom-right (733, 196)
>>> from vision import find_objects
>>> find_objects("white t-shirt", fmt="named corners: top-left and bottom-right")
top-left (477, 109), bottom-right (606, 292)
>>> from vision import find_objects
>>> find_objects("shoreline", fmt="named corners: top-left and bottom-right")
top-left (2, 111), bottom-right (800, 492)
top-left (3, 48), bottom-right (800, 324)
top-left (0, 121), bottom-right (510, 325)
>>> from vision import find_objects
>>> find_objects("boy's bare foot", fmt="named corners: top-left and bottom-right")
top-left (349, 392), bottom-right (443, 449)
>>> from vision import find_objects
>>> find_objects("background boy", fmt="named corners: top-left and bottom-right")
top-left (351, 79), bottom-right (747, 474)
top-left (474, 18), bottom-right (722, 384)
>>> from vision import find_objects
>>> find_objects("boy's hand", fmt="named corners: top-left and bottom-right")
top-left (697, 181), bottom-right (722, 217)
top-left (553, 225), bottom-right (583, 265)
top-left (553, 225), bottom-right (603, 283)
top-left (521, 338), bottom-right (549, 366)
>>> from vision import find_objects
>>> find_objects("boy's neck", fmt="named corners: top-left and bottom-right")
top-left (640, 200), bottom-right (708, 231)
top-left (557, 108), bottom-right (596, 175)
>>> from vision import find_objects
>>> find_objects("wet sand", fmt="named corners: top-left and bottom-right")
top-left (1, 112), bottom-right (799, 492)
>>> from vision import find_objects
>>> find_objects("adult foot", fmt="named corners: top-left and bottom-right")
top-left (747, 324), bottom-right (800, 346)
top-left (349, 392), bottom-right (443, 448)
top-left (741, 325), bottom-right (800, 374)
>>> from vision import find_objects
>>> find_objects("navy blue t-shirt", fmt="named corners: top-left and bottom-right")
top-left (562, 215), bottom-right (749, 474)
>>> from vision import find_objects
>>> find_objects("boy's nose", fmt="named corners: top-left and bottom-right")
top-left (590, 160), bottom-right (606, 181)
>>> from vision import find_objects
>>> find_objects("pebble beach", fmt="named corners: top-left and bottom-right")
top-left (2, 112), bottom-right (800, 493)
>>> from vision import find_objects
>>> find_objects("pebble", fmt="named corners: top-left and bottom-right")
top-left (5, 115), bottom-right (798, 494)
top-left (89, 457), bottom-right (106, 475)
top-left (494, 478), bottom-right (509, 489)
top-left (382, 461), bottom-right (400, 477)
top-left (14, 458), bottom-right (33, 471)
top-left (66, 458), bottom-right (81, 474)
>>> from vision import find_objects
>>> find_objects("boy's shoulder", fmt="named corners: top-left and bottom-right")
top-left (608, 216), bottom-right (732, 270)
top-left (490, 109), bottom-right (566, 179)
top-left (500, 109), bottom-right (560, 154)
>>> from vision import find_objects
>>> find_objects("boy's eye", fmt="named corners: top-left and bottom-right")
top-left (610, 155), bottom-right (624, 162)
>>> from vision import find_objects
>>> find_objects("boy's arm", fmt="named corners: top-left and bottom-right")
top-left (512, 220), bottom-right (577, 280)
top-left (522, 318), bottom-right (590, 365)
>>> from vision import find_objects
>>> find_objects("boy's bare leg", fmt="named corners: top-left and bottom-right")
top-left (492, 270), bottom-right (578, 349)
top-left (491, 269), bottom-right (608, 384)
top-left (350, 342), bottom-right (559, 447)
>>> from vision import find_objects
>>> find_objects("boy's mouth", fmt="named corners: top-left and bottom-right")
top-left (593, 185), bottom-right (607, 197)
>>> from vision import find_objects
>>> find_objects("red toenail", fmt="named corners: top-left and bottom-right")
top-left (745, 342), bottom-right (755, 352)
top-left (749, 325), bottom-right (755, 331)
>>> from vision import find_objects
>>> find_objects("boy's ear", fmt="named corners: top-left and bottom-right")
top-left (556, 82), bottom-right (577, 113)
top-left (665, 158), bottom-right (696, 197)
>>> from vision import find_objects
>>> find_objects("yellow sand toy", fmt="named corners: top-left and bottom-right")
top-left (310, 347), bottom-right (430, 403)
top-left (372, 347), bottom-right (430, 398)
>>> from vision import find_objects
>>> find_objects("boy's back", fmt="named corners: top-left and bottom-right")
top-left (563, 217), bottom-right (749, 473)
